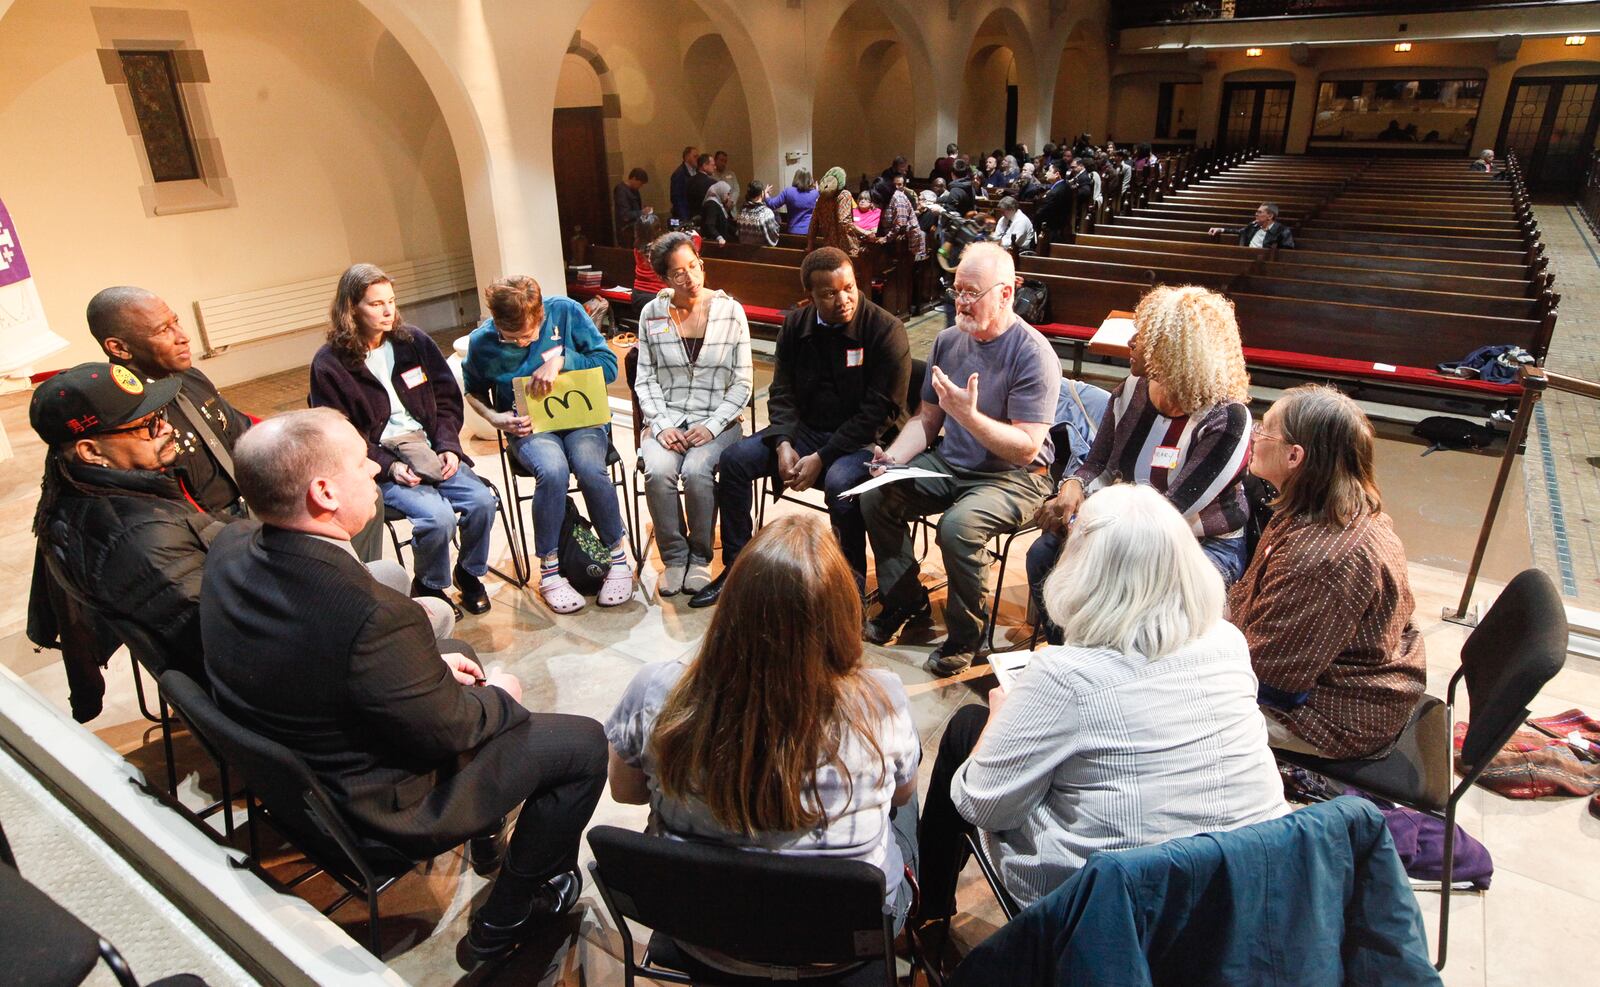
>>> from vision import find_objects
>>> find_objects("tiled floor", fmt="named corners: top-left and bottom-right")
top-left (1523, 204), bottom-right (1600, 608)
top-left (0, 275), bottom-right (1592, 983)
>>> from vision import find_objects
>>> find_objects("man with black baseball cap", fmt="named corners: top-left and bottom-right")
top-left (27, 362), bottom-right (228, 711)
top-left (26, 363), bottom-right (461, 720)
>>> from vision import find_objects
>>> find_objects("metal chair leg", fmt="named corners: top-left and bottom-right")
top-left (1435, 803), bottom-right (1457, 971)
top-left (130, 655), bottom-right (162, 724)
top-left (160, 696), bottom-right (178, 796)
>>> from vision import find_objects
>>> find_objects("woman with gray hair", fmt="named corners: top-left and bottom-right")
top-left (914, 483), bottom-right (1287, 926)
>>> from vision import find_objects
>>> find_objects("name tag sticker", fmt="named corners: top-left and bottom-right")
top-left (646, 317), bottom-right (671, 336)
top-left (400, 366), bottom-right (428, 389)
top-left (1372, 362), bottom-right (1396, 373)
top-left (846, 347), bottom-right (865, 368)
top-left (1151, 445), bottom-right (1180, 469)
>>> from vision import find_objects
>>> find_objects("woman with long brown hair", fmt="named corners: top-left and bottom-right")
top-left (604, 514), bottom-right (921, 941)
top-left (1229, 384), bottom-right (1425, 760)
top-left (310, 263), bottom-right (497, 615)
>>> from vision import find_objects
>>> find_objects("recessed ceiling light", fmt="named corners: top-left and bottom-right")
top-left (1394, 42), bottom-right (1412, 52)
top-left (1566, 36), bottom-right (1587, 46)
top-left (1246, 47), bottom-right (1263, 56)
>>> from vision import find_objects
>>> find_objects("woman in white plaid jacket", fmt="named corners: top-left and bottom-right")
top-left (633, 232), bottom-right (753, 596)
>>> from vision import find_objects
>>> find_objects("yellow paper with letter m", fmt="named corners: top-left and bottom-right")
top-left (517, 367), bottom-right (611, 433)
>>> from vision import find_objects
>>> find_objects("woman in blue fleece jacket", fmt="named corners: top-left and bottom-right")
top-left (462, 276), bottom-right (630, 614)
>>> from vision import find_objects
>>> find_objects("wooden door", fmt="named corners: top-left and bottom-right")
top-left (552, 107), bottom-right (611, 262)
top-left (1218, 82), bottom-right (1295, 153)
top-left (1496, 76), bottom-right (1600, 192)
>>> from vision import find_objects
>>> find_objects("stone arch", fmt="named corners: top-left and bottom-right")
top-left (959, 6), bottom-right (1043, 158)
top-left (811, 0), bottom-right (920, 182)
top-left (1053, 18), bottom-right (1112, 146)
top-left (564, 34), bottom-right (625, 199)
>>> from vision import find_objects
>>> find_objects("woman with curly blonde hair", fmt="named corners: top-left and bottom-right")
top-left (1029, 285), bottom-right (1254, 642)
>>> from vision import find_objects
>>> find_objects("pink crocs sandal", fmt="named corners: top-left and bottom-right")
top-left (597, 566), bottom-right (635, 607)
top-left (539, 576), bottom-right (586, 614)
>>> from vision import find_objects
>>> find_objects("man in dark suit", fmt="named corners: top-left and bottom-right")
top-left (1210, 203), bottom-right (1296, 250)
top-left (686, 153), bottom-right (717, 218)
top-left (1036, 162), bottom-right (1073, 245)
top-left (670, 145), bottom-right (698, 222)
top-left (200, 408), bottom-right (606, 962)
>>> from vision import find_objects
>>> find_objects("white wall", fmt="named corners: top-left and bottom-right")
top-left (0, 0), bottom-right (472, 385)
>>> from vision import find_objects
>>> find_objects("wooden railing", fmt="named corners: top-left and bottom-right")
top-left (1578, 150), bottom-right (1600, 243)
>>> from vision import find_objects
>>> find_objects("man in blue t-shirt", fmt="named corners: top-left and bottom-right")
top-left (861, 243), bottom-right (1060, 676)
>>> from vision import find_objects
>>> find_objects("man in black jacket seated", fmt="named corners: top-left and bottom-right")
top-left (692, 247), bottom-right (911, 605)
top-left (88, 285), bottom-right (392, 561)
top-left (1209, 203), bottom-right (1296, 250)
top-left (28, 363), bottom-right (232, 686)
top-left (200, 409), bottom-right (607, 962)
top-left (87, 286), bottom-right (252, 518)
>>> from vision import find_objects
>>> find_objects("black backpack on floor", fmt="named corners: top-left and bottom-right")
top-left (1013, 278), bottom-right (1050, 324)
top-left (558, 497), bottom-right (609, 594)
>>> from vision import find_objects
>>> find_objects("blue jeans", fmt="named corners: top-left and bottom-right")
top-left (509, 426), bottom-right (626, 559)
top-left (714, 423), bottom-right (874, 586)
top-left (380, 464), bottom-right (496, 591)
top-left (1026, 529), bottom-right (1249, 645)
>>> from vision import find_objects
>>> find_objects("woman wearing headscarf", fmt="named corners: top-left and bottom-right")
top-left (807, 166), bottom-right (862, 259)
top-left (698, 180), bottom-right (735, 244)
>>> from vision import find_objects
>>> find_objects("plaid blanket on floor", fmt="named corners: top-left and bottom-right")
top-left (1454, 710), bottom-right (1600, 799)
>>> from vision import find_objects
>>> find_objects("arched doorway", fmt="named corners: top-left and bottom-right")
top-left (565, 0), bottom-right (756, 242)
top-left (959, 9), bottom-right (1039, 160)
top-left (1053, 20), bottom-right (1112, 147)
top-left (812, 0), bottom-right (916, 185)
top-left (555, 44), bottom-right (618, 252)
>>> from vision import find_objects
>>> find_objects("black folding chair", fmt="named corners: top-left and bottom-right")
top-left (1275, 568), bottom-right (1568, 970)
top-left (588, 824), bottom-right (924, 986)
top-left (383, 471), bottom-right (529, 587)
top-left (158, 671), bottom-right (422, 957)
top-left (756, 359), bottom-right (929, 529)
top-left (496, 426), bottom-right (638, 567)
top-left (36, 552), bottom-right (237, 828)
top-left (0, 858), bottom-right (207, 987)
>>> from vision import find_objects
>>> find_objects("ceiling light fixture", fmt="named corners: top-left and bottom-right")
top-left (1394, 42), bottom-right (1412, 52)
top-left (1245, 47), bottom-right (1263, 56)
top-left (1566, 36), bottom-right (1587, 46)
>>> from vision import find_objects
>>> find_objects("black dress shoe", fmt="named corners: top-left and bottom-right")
top-left (687, 571), bottom-right (727, 609)
top-left (411, 577), bottom-right (463, 620)
top-left (467, 816), bottom-right (508, 877)
top-left (465, 868), bottom-right (583, 963)
top-left (454, 565), bottom-right (492, 615)
top-left (863, 589), bottom-right (932, 645)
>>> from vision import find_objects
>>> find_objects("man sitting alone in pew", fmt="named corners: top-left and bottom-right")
top-left (991, 196), bottom-right (1035, 252)
top-left (1209, 203), bottom-right (1294, 250)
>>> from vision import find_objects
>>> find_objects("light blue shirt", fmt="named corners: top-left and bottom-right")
top-left (364, 339), bottom-right (425, 440)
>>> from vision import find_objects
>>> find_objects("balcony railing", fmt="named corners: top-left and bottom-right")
top-left (1115, 0), bottom-right (1574, 30)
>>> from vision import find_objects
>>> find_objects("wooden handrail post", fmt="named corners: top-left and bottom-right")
top-left (1452, 366), bottom-right (1546, 622)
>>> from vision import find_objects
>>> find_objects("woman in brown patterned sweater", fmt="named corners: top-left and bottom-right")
top-left (1229, 385), bottom-right (1426, 760)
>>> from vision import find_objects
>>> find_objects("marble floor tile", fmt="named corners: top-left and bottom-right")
top-left (1483, 869), bottom-right (1600, 986)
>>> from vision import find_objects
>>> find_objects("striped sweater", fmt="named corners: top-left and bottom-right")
top-left (1071, 376), bottom-right (1252, 538)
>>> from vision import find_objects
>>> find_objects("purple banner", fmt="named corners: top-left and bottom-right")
top-left (0, 196), bottom-right (32, 289)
